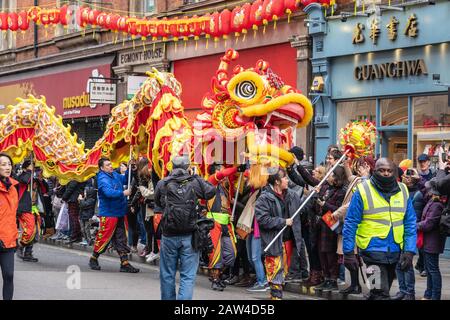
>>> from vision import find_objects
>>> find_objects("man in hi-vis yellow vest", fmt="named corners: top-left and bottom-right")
top-left (342, 158), bottom-right (417, 300)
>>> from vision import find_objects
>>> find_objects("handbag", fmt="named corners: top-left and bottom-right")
top-left (416, 230), bottom-right (424, 249)
top-left (55, 202), bottom-right (70, 232)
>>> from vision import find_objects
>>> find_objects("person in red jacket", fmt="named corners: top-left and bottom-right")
top-left (0, 153), bottom-right (19, 300)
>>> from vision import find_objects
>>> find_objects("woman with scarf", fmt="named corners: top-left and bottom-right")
top-left (314, 165), bottom-right (347, 292)
top-left (0, 153), bottom-right (19, 300)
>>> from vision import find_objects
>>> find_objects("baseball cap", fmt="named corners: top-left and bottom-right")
top-left (417, 154), bottom-right (430, 162)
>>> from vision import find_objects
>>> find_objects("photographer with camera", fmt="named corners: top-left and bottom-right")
top-left (155, 155), bottom-right (216, 300)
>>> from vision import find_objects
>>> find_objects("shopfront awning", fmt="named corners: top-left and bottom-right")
top-left (0, 56), bottom-right (114, 118)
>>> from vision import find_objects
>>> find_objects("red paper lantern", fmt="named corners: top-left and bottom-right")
top-left (18, 11), bottom-right (29, 31)
top-left (39, 10), bottom-right (51, 27)
top-left (59, 5), bottom-right (70, 27)
top-left (27, 6), bottom-right (41, 24)
top-left (178, 16), bottom-right (190, 42)
top-left (319, 0), bottom-right (331, 7)
top-left (0, 12), bottom-right (8, 31)
top-left (250, 0), bottom-right (264, 31)
top-left (219, 9), bottom-right (231, 40)
top-left (168, 18), bottom-right (180, 42)
top-left (137, 19), bottom-right (149, 40)
top-left (127, 17), bottom-right (139, 39)
top-left (207, 12), bottom-right (221, 42)
top-left (231, 4), bottom-right (251, 39)
top-left (88, 9), bottom-right (100, 26)
top-left (262, 0), bottom-right (274, 27)
top-left (48, 9), bottom-right (60, 25)
top-left (285, 0), bottom-right (300, 22)
top-left (147, 19), bottom-right (158, 40)
top-left (77, 7), bottom-right (90, 28)
top-left (96, 12), bottom-right (108, 29)
top-left (272, 0), bottom-right (285, 19)
top-left (188, 15), bottom-right (202, 41)
top-left (117, 16), bottom-right (128, 34)
top-left (106, 13), bottom-right (120, 31)
top-left (7, 12), bottom-right (18, 32)
top-left (157, 17), bottom-right (169, 41)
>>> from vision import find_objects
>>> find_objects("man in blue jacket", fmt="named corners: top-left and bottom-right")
top-left (343, 158), bottom-right (417, 300)
top-left (88, 158), bottom-right (139, 273)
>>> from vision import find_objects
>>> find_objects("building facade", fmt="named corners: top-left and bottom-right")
top-left (0, 0), bottom-right (312, 154)
top-left (305, 0), bottom-right (450, 256)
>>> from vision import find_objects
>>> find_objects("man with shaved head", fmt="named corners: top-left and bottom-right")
top-left (342, 158), bottom-right (417, 300)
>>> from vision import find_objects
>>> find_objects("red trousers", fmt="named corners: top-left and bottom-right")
top-left (18, 212), bottom-right (40, 246)
top-left (93, 216), bottom-right (130, 255)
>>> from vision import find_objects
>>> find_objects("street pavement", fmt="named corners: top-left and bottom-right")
top-left (9, 244), bottom-right (321, 300)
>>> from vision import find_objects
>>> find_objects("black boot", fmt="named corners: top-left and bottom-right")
top-left (22, 246), bottom-right (38, 262)
top-left (89, 256), bottom-right (101, 270)
top-left (120, 262), bottom-right (140, 273)
top-left (210, 269), bottom-right (224, 291)
top-left (339, 269), bottom-right (362, 295)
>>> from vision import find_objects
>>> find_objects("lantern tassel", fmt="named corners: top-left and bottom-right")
top-left (274, 19), bottom-right (277, 30)
top-left (93, 28), bottom-right (95, 39)
top-left (206, 38), bottom-right (209, 49)
top-left (354, 0), bottom-right (357, 16)
top-left (195, 39), bottom-right (198, 51)
top-left (143, 40), bottom-right (146, 53)
top-left (184, 40), bottom-right (186, 52)
top-left (362, 0), bottom-right (365, 14)
top-left (242, 33), bottom-right (246, 42)
top-left (263, 25), bottom-right (266, 34)
top-left (153, 42), bottom-right (156, 52)
top-left (288, 13), bottom-right (291, 24)
top-left (175, 41), bottom-right (178, 52)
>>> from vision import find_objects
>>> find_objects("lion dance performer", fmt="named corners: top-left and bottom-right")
top-left (16, 159), bottom-right (40, 262)
top-left (206, 164), bottom-right (245, 291)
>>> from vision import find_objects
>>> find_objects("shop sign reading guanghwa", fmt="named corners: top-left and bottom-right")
top-left (354, 59), bottom-right (428, 81)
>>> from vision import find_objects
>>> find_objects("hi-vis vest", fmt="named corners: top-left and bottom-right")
top-left (356, 180), bottom-right (409, 250)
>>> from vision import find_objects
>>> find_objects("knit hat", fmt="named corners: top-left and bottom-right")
top-left (289, 146), bottom-right (304, 161)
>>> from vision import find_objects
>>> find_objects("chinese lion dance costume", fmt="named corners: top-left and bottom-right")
top-left (0, 48), bottom-right (313, 184)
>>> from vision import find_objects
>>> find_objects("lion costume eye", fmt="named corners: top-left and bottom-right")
top-left (235, 81), bottom-right (257, 100)
top-left (227, 71), bottom-right (265, 106)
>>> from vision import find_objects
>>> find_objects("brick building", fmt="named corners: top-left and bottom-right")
top-left (0, 0), bottom-right (324, 154)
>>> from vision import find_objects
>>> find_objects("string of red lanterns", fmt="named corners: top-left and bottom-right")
top-left (0, 1), bottom-right (332, 42)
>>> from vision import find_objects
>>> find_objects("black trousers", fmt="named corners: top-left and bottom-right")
top-left (303, 224), bottom-right (322, 271)
top-left (0, 249), bottom-right (14, 300)
top-left (231, 239), bottom-right (252, 276)
top-left (126, 209), bottom-right (139, 247)
top-left (364, 261), bottom-right (397, 298)
top-left (142, 207), bottom-right (158, 254)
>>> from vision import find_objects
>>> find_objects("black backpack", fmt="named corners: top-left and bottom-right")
top-left (162, 176), bottom-right (198, 235)
top-left (439, 205), bottom-right (450, 237)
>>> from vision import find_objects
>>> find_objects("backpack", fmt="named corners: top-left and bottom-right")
top-left (439, 205), bottom-right (450, 237)
top-left (162, 176), bottom-right (198, 235)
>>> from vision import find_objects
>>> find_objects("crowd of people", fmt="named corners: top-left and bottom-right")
top-left (0, 143), bottom-right (449, 300)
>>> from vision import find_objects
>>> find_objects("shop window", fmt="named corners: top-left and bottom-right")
top-left (380, 97), bottom-right (408, 126)
top-left (336, 100), bottom-right (376, 137)
top-left (413, 95), bottom-right (450, 169)
top-left (0, 0), bottom-right (15, 50)
top-left (132, 0), bottom-right (156, 16)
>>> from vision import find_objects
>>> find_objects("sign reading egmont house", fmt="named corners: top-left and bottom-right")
top-left (354, 59), bottom-right (428, 81)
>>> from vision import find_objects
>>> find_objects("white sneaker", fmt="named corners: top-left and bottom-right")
top-left (337, 279), bottom-right (346, 286)
top-left (146, 252), bottom-right (160, 263)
